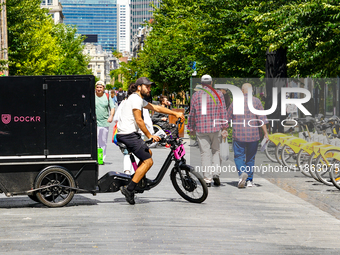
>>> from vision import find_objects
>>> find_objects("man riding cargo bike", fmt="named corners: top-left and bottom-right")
top-left (116, 77), bottom-right (185, 204)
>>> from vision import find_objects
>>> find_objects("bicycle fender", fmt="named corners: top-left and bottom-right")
top-left (319, 146), bottom-right (340, 157)
top-left (178, 162), bottom-right (194, 172)
top-left (299, 142), bottom-right (323, 155)
top-left (330, 151), bottom-right (340, 162)
top-left (312, 144), bottom-right (332, 155)
top-left (278, 135), bottom-right (296, 144)
top-left (285, 138), bottom-right (307, 153)
top-left (269, 133), bottom-right (288, 145)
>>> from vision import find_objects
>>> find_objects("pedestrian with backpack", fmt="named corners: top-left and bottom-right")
top-left (116, 87), bottom-right (126, 106)
top-left (95, 81), bottom-right (115, 163)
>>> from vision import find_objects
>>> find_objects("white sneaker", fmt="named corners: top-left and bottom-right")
top-left (246, 181), bottom-right (254, 187)
top-left (124, 170), bottom-right (131, 175)
top-left (238, 173), bottom-right (248, 188)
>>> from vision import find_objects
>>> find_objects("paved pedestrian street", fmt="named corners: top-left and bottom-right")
top-left (1, 126), bottom-right (340, 254)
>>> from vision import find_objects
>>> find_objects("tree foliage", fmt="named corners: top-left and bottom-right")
top-left (117, 58), bottom-right (146, 89)
top-left (114, 80), bottom-right (123, 89)
top-left (7, 0), bottom-right (59, 75)
top-left (135, 0), bottom-right (340, 84)
top-left (137, 1), bottom-right (198, 93)
top-left (6, 0), bottom-right (90, 76)
top-left (52, 24), bottom-right (92, 75)
top-left (256, 0), bottom-right (340, 77)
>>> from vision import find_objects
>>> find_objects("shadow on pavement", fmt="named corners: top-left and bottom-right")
top-left (0, 194), bottom-right (101, 208)
top-left (224, 181), bottom-right (263, 188)
top-left (113, 196), bottom-right (197, 204)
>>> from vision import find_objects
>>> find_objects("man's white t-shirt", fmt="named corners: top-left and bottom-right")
top-left (117, 93), bottom-right (148, 134)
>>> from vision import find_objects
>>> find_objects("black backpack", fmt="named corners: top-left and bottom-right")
top-left (117, 91), bottom-right (126, 104)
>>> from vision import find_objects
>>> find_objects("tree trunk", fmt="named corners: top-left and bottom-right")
top-left (319, 81), bottom-right (325, 116)
top-left (265, 47), bottom-right (287, 133)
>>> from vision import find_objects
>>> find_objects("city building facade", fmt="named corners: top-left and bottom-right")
top-left (60, 0), bottom-right (118, 51)
top-left (130, 0), bottom-right (159, 52)
top-left (41, 0), bottom-right (64, 24)
top-left (84, 43), bottom-right (119, 85)
top-left (131, 25), bottom-right (152, 58)
top-left (117, 0), bottom-right (130, 54)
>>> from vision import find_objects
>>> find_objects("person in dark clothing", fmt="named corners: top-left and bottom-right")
top-left (219, 89), bottom-right (231, 109)
top-left (116, 87), bottom-right (126, 105)
top-left (260, 92), bottom-right (266, 103)
top-left (152, 95), bottom-right (176, 134)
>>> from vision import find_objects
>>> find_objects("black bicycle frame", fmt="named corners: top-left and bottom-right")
top-left (140, 150), bottom-right (179, 191)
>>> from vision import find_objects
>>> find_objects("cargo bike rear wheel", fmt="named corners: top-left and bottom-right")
top-left (34, 166), bottom-right (76, 207)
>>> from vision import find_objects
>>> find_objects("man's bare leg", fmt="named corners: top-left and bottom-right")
top-left (132, 158), bottom-right (153, 183)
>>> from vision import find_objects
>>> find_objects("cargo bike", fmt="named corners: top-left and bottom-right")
top-left (0, 75), bottom-right (207, 207)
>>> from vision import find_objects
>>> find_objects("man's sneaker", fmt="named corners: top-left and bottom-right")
top-left (213, 175), bottom-right (221, 186)
top-left (124, 170), bottom-right (131, 175)
top-left (206, 182), bottom-right (211, 187)
top-left (120, 186), bottom-right (135, 205)
top-left (246, 181), bottom-right (254, 187)
top-left (238, 173), bottom-right (248, 188)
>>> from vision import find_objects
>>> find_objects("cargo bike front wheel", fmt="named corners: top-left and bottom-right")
top-left (34, 166), bottom-right (76, 207)
top-left (170, 167), bottom-right (208, 203)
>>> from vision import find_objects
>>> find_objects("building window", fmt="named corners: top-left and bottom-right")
top-left (42, 0), bottom-right (53, 5)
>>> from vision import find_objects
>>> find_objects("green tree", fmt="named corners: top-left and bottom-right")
top-left (106, 84), bottom-right (113, 90)
top-left (139, 30), bottom-right (195, 93)
top-left (257, 0), bottom-right (340, 77)
top-left (110, 68), bottom-right (120, 82)
top-left (7, 0), bottom-right (61, 75)
top-left (195, 0), bottom-right (340, 78)
top-left (117, 58), bottom-right (146, 89)
top-left (139, 0), bottom-right (199, 92)
top-left (52, 24), bottom-right (92, 75)
top-left (114, 80), bottom-right (123, 89)
top-left (147, 0), bottom-right (340, 79)
top-left (7, 0), bottom-right (90, 76)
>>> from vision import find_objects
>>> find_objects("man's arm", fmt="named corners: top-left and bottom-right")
top-left (219, 91), bottom-right (228, 131)
top-left (144, 103), bottom-right (184, 122)
top-left (107, 107), bottom-right (115, 123)
top-left (255, 97), bottom-right (269, 139)
top-left (261, 124), bottom-right (269, 140)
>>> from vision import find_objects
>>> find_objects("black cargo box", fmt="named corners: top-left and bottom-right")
top-left (0, 75), bottom-right (98, 195)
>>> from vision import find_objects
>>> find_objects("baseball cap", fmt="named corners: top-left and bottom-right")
top-left (95, 80), bottom-right (104, 87)
top-left (135, 77), bottom-right (155, 86)
top-left (201, 74), bottom-right (212, 84)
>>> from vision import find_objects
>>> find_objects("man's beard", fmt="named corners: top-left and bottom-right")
top-left (141, 90), bottom-right (149, 97)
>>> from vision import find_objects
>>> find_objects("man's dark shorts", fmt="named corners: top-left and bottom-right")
top-left (116, 132), bottom-right (151, 161)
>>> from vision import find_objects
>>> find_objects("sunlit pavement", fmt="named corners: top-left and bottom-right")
top-left (0, 125), bottom-right (340, 254)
